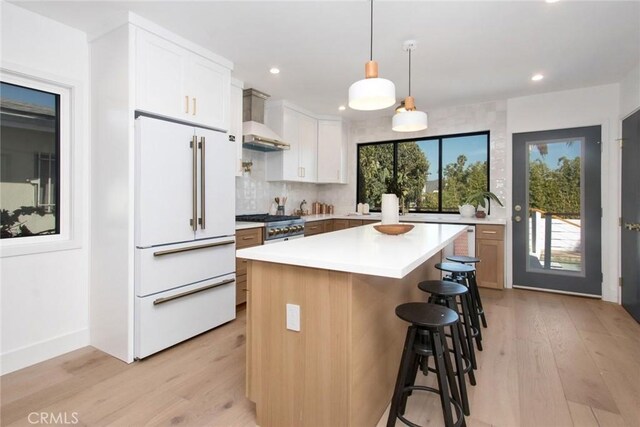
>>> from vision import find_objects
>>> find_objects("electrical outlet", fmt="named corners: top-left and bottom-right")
top-left (286, 304), bottom-right (300, 332)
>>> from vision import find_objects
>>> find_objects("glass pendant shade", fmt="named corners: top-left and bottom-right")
top-left (392, 109), bottom-right (428, 132)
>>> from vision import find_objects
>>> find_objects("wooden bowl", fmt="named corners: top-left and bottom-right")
top-left (373, 224), bottom-right (415, 235)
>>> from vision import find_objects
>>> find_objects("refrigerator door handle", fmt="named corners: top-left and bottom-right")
top-left (152, 239), bottom-right (235, 257)
top-left (199, 136), bottom-right (206, 229)
top-left (153, 278), bottom-right (235, 305)
top-left (191, 135), bottom-right (198, 231)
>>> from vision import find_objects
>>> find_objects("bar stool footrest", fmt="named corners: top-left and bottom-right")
top-left (397, 385), bottom-right (465, 427)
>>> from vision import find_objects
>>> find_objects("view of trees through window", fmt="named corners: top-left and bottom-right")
top-left (357, 132), bottom-right (489, 213)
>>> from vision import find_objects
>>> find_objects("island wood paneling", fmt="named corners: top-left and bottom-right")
top-left (246, 253), bottom-right (440, 427)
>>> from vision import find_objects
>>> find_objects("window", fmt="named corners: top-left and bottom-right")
top-left (357, 131), bottom-right (490, 213)
top-left (1, 81), bottom-right (61, 238)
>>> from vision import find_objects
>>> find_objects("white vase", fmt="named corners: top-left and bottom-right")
top-left (458, 204), bottom-right (476, 218)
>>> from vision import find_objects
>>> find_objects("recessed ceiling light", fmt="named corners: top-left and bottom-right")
top-left (338, 105), bottom-right (346, 111)
top-left (545, 0), bottom-right (560, 3)
top-left (531, 74), bottom-right (544, 81)
top-left (269, 67), bottom-right (280, 74)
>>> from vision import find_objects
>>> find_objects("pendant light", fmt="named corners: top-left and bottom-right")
top-left (348, 0), bottom-right (396, 111)
top-left (392, 40), bottom-right (428, 132)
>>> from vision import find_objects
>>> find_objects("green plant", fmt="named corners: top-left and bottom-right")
top-left (465, 191), bottom-right (504, 210)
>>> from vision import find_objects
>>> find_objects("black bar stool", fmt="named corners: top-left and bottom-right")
top-left (446, 256), bottom-right (488, 328)
top-left (417, 280), bottom-right (476, 416)
top-left (435, 262), bottom-right (483, 351)
top-left (388, 303), bottom-right (466, 427)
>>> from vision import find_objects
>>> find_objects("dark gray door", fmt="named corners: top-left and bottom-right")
top-left (621, 110), bottom-right (640, 322)
top-left (512, 126), bottom-right (601, 295)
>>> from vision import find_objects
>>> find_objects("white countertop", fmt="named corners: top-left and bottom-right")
top-left (302, 213), bottom-right (507, 225)
top-left (236, 223), bottom-right (467, 279)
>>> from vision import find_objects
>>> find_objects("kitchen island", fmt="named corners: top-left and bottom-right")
top-left (237, 223), bottom-right (467, 427)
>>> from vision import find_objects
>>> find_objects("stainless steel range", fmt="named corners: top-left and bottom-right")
top-left (236, 214), bottom-right (305, 243)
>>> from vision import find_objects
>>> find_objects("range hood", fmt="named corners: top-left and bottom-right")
top-left (243, 88), bottom-right (289, 152)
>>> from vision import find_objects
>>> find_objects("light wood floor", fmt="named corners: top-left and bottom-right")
top-left (2, 289), bottom-right (639, 427)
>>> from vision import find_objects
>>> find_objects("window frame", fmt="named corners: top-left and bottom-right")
top-left (1, 69), bottom-right (80, 257)
top-left (356, 130), bottom-right (491, 214)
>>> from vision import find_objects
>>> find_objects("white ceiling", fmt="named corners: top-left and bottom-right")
top-left (10, 1), bottom-right (640, 119)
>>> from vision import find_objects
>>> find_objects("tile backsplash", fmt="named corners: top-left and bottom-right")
top-left (235, 149), bottom-right (318, 215)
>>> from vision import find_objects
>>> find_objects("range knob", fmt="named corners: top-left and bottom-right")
top-left (268, 228), bottom-right (276, 236)
top-left (283, 227), bottom-right (290, 233)
top-left (296, 225), bottom-right (303, 232)
top-left (274, 228), bottom-right (282, 235)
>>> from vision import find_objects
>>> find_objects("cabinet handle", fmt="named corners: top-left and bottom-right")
top-left (191, 136), bottom-right (198, 231)
top-left (193, 97), bottom-right (197, 115)
top-left (301, 167), bottom-right (306, 178)
top-left (310, 226), bottom-right (318, 230)
top-left (199, 136), bottom-right (206, 229)
top-left (482, 230), bottom-right (497, 234)
top-left (185, 96), bottom-right (189, 114)
top-left (153, 239), bottom-right (235, 257)
top-left (241, 259), bottom-right (247, 263)
top-left (242, 236), bottom-right (255, 240)
top-left (153, 278), bottom-right (235, 305)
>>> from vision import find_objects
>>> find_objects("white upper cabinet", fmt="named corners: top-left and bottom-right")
top-left (298, 113), bottom-right (318, 182)
top-left (135, 29), bottom-right (230, 131)
top-left (317, 119), bottom-right (348, 184)
top-left (230, 79), bottom-right (244, 177)
top-left (264, 102), bottom-right (318, 182)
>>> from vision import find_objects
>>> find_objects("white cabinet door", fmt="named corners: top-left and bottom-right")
top-left (136, 117), bottom-right (197, 247)
top-left (317, 120), bottom-right (347, 184)
top-left (186, 54), bottom-right (230, 131)
top-left (136, 29), bottom-right (230, 129)
top-left (298, 113), bottom-right (318, 182)
top-left (281, 107), bottom-right (301, 181)
top-left (135, 30), bottom-right (187, 120)
top-left (195, 128), bottom-right (235, 240)
top-left (230, 81), bottom-right (243, 177)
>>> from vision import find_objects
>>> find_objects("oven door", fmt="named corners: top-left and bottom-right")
top-left (264, 234), bottom-right (304, 245)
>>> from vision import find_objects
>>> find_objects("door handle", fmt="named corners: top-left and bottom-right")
top-left (199, 136), bottom-right (206, 229)
top-left (514, 205), bottom-right (522, 212)
top-left (624, 223), bottom-right (640, 231)
top-left (514, 215), bottom-right (522, 222)
top-left (191, 136), bottom-right (198, 231)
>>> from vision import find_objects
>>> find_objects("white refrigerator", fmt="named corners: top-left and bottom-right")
top-left (134, 116), bottom-right (236, 358)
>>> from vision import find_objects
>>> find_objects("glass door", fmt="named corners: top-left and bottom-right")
top-left (512, 126), bottom-right (601, 295)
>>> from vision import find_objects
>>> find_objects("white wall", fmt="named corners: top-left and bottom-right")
top-left (620, 62), bottom-right (640, 119)
top-left (0, 2), bottom-right (90, 374)
top-left (507, 83), bottom-right (621, 302)
top-left (319, 100), bottom-right (509, 218)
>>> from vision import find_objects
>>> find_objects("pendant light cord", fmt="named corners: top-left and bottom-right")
top-left (408, 48), bottom-right (412, 96)
top-left (370, 0), bottom-right (373, 61)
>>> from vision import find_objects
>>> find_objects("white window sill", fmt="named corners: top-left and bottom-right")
top-left (1, 235), bottom-right (82, 258)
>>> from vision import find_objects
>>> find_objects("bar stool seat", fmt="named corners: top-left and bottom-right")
top-left (418, 280), bottom-right (468, 296)
top-left (437, 262), bottom-right (475, 274)
top-left (446, 255), bottom-right (480, 264)
top-left (396, 302), bottom-right (459, 328)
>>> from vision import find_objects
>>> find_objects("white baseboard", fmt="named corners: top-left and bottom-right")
top-left (1, 328), bottom-right (89, 375)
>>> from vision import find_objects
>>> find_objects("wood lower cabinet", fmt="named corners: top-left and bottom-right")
top-left (333, 219), bottom-right (349, 231)
top-left (236, 227), bottom-right (263, 305)
top-left (475, 225), bottom-right (505, 289)
top-left (304, 221), bottom-right (326, 236)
